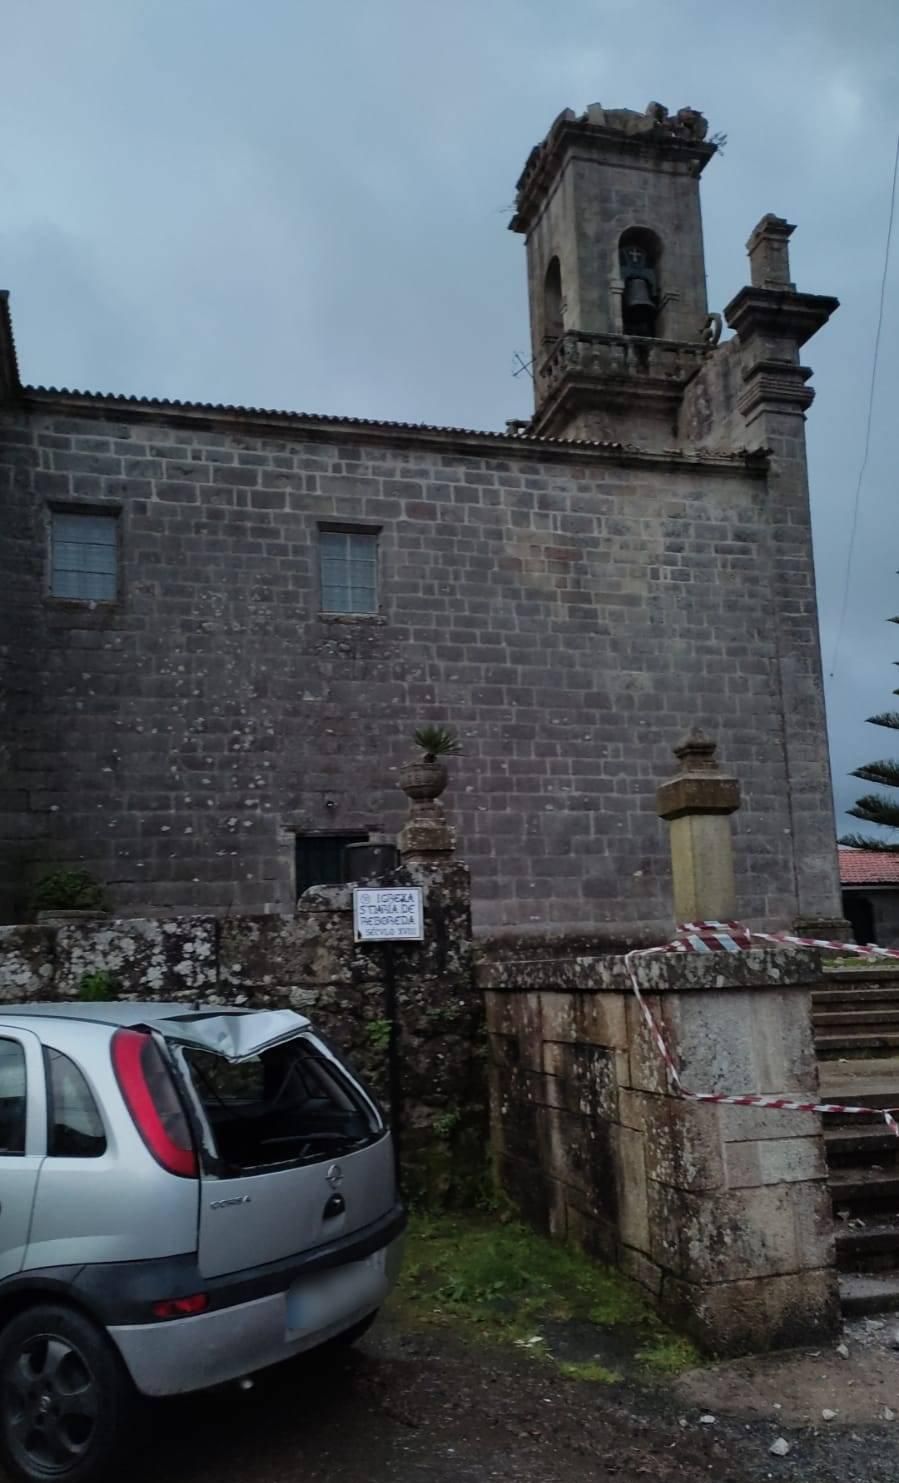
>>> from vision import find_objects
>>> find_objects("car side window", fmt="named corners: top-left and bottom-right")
top-left (45, 1048), bottom-right (106, 1158)
top-left (0, 1039), bottom-right (26, 1155)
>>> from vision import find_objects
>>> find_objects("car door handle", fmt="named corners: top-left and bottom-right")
top-left (323, 1194), bottom-right (345, 1220)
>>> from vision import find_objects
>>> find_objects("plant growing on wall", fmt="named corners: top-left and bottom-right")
top-left (842, 612), bottom-right (899, 851)
top-left (412, 725), bottom-right (463, 762)
top-left (366, 1018), bottom-right (391, 1052)
top-left (29, 869), bottom-right (108, 912)
top-left (400, 726), bottom-right (463, 805)
top-left (78, 970), bottom-right (118, 1002)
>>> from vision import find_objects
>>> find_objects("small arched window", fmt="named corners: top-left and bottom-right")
top-left (543, 257), bottom-right (564, 343)
top-left (619, 228), bottom-right (662, 338)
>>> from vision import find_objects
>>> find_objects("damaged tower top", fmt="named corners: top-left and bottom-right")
top-left (510, 101), bottom-right (719, 444)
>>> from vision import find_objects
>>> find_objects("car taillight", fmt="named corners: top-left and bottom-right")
top-left (111, 1028), bottom-right (197, 1178)
top-left (152, 1294), bottom-right (208, 1320)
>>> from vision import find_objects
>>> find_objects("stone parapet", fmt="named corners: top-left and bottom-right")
top-left (0, 855), bottom-right (484, 1208)
top-left (533, 331), bottom-right (710, 441)
top-left (481, 945), bottom-right (839, 1355)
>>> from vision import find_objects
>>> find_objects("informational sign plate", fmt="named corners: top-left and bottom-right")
top-left (353, 887), bottom-right (424, 942)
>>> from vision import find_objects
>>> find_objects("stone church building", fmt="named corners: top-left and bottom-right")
top-left (0, 101), bottom-right (843, 936)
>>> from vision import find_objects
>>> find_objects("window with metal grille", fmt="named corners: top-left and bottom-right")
top-left (319, 529), bottom-right (378, 614)
top-left (295, 833), bottom-right (369, 898)
top-left (50, 511), bottom-right (118, 601)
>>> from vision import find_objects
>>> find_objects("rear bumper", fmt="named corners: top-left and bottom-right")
top-left (109, 1230), bottom-right (405, 1396)
top-left (72, 1203), bottom-right (405, 1323)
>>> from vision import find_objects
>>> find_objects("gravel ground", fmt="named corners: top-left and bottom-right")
top-left (93, 1307), bottom-right (898, 1483)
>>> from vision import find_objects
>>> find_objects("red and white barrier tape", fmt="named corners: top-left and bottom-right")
top-left (623, 921), bottom-right (899, 1136)
top-left (683, 921), bottom-right (899, 962)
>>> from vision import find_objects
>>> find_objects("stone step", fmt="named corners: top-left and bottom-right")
top-left (815, 1009), bottom-right (899, 1028)
top-left (825, 1124), bottom-right (899, 1164)
top-left (840, 1272), bottom-right (899, 1316)
top-left (820, 1097), bottom-right (899, 1125)
top-left (814, 986), bottom-right (899, 1008)
top-left (819, 1061), bottom-right (899, 1109)
top-left (835, 1223), bottom-right (899, 1270)
top-left (816, 1030), bottom-right (899, 1056)
top-left (824, 970), bottom-right (899, 982)
top-left (831, 1167), bottom-right (899, 1204)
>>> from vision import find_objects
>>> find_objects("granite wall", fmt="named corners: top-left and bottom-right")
top-left (0, 398), bottom-right (841, 935)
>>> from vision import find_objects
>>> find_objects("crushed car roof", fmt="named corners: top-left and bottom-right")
top-left (0, 1003), bottom-right (311, 1057)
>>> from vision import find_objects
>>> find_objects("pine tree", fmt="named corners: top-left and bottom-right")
top-left (841, 613), bottom-right (899, 851)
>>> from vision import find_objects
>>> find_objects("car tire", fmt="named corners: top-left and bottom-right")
top-left (0, 1303), bottom-right (137, 1483)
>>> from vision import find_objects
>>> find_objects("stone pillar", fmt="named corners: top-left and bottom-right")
top-left (725, 221), bottom-right (845, 934)
top-left (608, 276), bottom-right (625, 335)
top-left (656, 729), bottom-right (740, 923)
top-left (480, 943), bottom-right (840, 1356)
top-left (481, 728), bottom-right (840, 1356)
top-left (397, 757), bottom-right (457, 863)
top-left (389, 758), bottom-right (485, 1204)
top-left (746, 213), bottom-right (796, 290)
top-left (626, 948), bottom-right (840, 1354)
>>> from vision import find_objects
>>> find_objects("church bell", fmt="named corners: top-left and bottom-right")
top-left (622, 275), bottom-right (657, 335)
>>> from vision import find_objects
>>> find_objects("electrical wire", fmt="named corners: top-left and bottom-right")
top-left (829, 129), bottom-right (899, 679)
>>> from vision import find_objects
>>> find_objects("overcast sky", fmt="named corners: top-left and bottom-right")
top-left (2, 0), bottom-right (898, 840)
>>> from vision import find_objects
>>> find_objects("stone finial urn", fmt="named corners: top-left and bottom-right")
top-left (397, 726), bottom-right (462, 862)
top-left (398, 726), bottom-right (461, 803)
top-left (399, 758), bottom-right (448, 802)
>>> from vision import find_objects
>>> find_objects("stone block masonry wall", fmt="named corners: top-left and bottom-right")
top-left (871, 899), bottom-right (899, 949)
top-left (479, 946), bottom-right (840, 1355)
top-left (0, 415), bottom-right (42, 923)
top-left (0, 860), bottom-right (486, 1206)
top-left (0, 399), bottom-right (840, 931)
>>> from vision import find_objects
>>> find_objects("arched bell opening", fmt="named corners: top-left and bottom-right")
top-left (618, 228), bottom-right (662, 338)
top-left (543, 256), bottom-right (564, 343)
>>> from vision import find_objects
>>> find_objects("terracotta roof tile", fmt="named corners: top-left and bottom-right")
top-left (839, 847), bottom-right (899, 886)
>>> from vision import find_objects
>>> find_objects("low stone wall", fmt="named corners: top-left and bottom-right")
top-left (478, 945), bottom-right (839, 1356)
top-left (0, 859), bottom-right (486, 1206)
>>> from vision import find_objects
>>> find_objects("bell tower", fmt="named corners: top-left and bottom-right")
top-left (510, 102), bottom-right (719, 444)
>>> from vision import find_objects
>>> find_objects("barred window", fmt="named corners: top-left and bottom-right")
top-left (50, 512), bottom-right (118, 601)
top-left (319, 529), bottom-right (378, 615)
top-left (295, 832), bottom-right (368, 898)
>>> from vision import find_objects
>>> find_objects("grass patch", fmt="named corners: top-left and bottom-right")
top-left (396, 1212), bottom-right (700, 1383)
top-left (636, 1333), bottom-right (702, 1374)
top-left (558, 1359), bottom-right (621, 1383)
top-left (824, 955), bottom-right (898, 972)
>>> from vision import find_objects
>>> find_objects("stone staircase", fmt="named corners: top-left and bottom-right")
top-left (814, 969), bottom-right (899, 1314)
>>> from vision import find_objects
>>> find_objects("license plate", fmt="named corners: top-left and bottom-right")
top-left (286, 1251), bottom-right (386, 1335)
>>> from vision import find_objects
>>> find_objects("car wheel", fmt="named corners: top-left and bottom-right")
top-left (0, 1304), bottom-right (136, 1483)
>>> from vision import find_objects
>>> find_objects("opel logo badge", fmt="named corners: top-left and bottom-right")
top-left (326, 1163), bottom-right (343, 1189)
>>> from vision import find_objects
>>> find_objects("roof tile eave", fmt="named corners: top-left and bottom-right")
top-left (22, 383), bottom-right (624, 450)
top-left (838, 845), bottom-right (899, 886)
top-left (19, 383), bottom-right (767, 469)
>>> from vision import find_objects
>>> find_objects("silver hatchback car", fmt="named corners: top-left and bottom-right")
top-left (0, 1001), bottom-right (405, 1483)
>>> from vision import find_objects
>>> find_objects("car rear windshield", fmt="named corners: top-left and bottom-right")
top-left (180, 1035), bottom-right (381, 1175)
